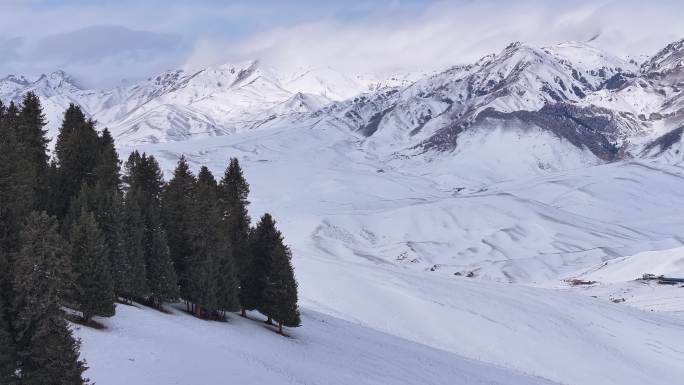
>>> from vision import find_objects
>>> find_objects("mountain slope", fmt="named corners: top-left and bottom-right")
top-left (119, 120), bottom-right (684, 385)
top-left (76, 305), bottom-right (558, 385)
top-left (0, 62), bottom-right (396, 145)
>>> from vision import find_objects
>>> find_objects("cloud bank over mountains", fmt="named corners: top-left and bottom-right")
top-left (1, 0), bottom-right (683, 87)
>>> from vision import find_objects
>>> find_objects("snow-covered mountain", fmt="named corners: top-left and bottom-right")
top-left (5, 39), bottom-right (684, 385)
top-left (312, 41), bottom-right (647, 159)
top-left (0, 62), bottom-right (419, 144)
top-left (3, 38), bottom-right (684, 168)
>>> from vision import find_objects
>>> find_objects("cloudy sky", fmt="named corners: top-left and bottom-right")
top-left (1, 0), bottom-right (683, 88)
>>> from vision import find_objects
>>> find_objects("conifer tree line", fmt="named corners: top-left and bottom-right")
top-left (0, 93), bottom-right (300, 383)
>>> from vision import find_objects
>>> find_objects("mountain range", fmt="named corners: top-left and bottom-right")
top-left (2, 39), bottom-right (684, 170)
top-left (4, 38), bottom-right (684, 385)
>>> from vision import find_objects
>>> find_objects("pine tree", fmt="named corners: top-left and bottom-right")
top-left (123, 153), bottom-right (177, 307)
top-left (0, 101), bottom-right (34, 252)
top-left (215, 239), bottom-right (240, 316)
top-left (69, 209), bottom-right (115, 323)
top-left (161, 156), bottom-right (196, 301)
top-left (89, 128), bottom-right (127, 301)
top-left (186, 167), bottom-right (222, 317)
top-left (54, 104), bottom-right (101, 219)
top-left (119, 191), bottom-right (149, 301)
top-left (0, 100), bottom-right (35, 305)
top-left (217, 158), bottom-right (252, 315)
top-left (94, 128), bottom-right (121, 192)
top-left (0, 299), bottom-right (16, 384)
top-left (17, 92), bottom-right (49, 212)
top-left (260, 243), bottom-right (301, 334)
top-left (123, 151), bottom-right (164, 203)
top-left (243, 214), bottom-right (279, 316)
top-left (12, 212), bottom-right (87, 385)
top-left (145, 225), bottom-right (179, 308)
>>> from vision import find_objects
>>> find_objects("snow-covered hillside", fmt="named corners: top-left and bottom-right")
top-left (114, 117), bottom-right (684, 385)
top-left (76, 305), bottom-right (558, 385)
top-left (6, 38), bottom-right (684, 385)
top-left (0, 62), bottom-right (417, 145)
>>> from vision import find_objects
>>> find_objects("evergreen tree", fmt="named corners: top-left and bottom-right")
top-left (161, 156), bottom-right (196, 301)
top-left (123, 153), bottom-right (177, 307)
top-left (17, 92), bottom-right (49, 211)
top-left (260, 243), bottom-right (301, 334)
top-left (123, 151), bottom-right (164, 203)
top-left (0, 100), bottom-right (34, 304)
top-left (186, 167), bottom-right (222, 316)
top-left (12, 212), bottom-right (87, 385)
top-left (119, 191), bottom-right (149, 301)
top-left (0, 299), bottom-right (16, 384)
top-left (95, 128), bottom-right (121, 192)
top-left (243, 214), bottom-right (279, 315)
top-left (54, 104), bottom-right (101, 219)
top-left (215, 241), bottom-right (240, 316)
top-left (0, 101), bottom-right (34, 251)
top-left (69, 209), bottom-right (115, 323)
top-left (217, 158), bottom-right (252, 315)
top-left (145, 225), bottom-right (179, 308)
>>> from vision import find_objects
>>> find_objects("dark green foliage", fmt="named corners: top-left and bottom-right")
top-left (94, 129), bottom-right (121, 192)
top-left (12, 212), bottom-right (87, 385)
top-left (260, 244), bottom-right (301, 333)
top-left (93, 188), bottom-right (128, 298)
top-left (17, 92), bottom-right (49, 211)
top-left (161, 156), bottom-right (197, 300)
top-left (123, 152), bottom-right (177, 307)
top-left (242, 213), bottom-right (280, 312)
top-left (123, 151), bottom-right (164, 201)
top-left (69, 209), bottom-right (116, 322)
top-left (54, 104), bottom-right (101, 219)
top-left (217, 158), bottom-right (252, 313)
top-left (251, 214), bottom-right (300, 332)
top-left (0, 300), bottom-right (16, 384)
top-left (0, 101), bottom-right (34, 254)
top-left (216, 245), bottom-right (240, 314)
top-left (118, 192), bottom-right (149, 300)
top-left (186, 167), bottom-right (221, 314)
top-left (145, 225), bottom-right (179, 308)
top-left (185, 166), bottom-right (239, 316)
top-left (0, 101), bottom-right (35, 307)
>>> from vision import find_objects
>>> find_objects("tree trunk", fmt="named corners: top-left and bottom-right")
top-left (265, 317), bottom-right (273, 325)
top-left (240, 308), bottom-right (246, 317)
top-left (278, 322), bottom-right (283, 335)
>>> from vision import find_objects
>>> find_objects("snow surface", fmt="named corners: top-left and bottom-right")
top-left (563, 247), bottom-right (684, 313)
top-left (99, 119), bottom-right (684, 385)
top-left (6, 38), bottom-right (684, 385)
top-left (76, 305), bottom-right (557, 385)
top-left (580, 246), bottom-right (684, 283)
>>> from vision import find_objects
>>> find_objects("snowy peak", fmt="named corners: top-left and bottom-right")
top-left (34, 70), bottom-right (82, 90)
top-left (543, 41), bottom-right (636, 88)
top-left (642, 38), bottom-right (684, 78)
top-left (1, 74), bottom-right (31, 86)
top-left (0, 70), bottom-right (82, 100)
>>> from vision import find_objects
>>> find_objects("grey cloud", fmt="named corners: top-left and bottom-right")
top-left (30, 25), bottom-right (183, 63)
top-left (1, 25), bottom-right (191, 87)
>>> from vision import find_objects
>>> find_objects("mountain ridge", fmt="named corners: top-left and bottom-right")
top-left (2, 38), bottom-right (684, 168)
